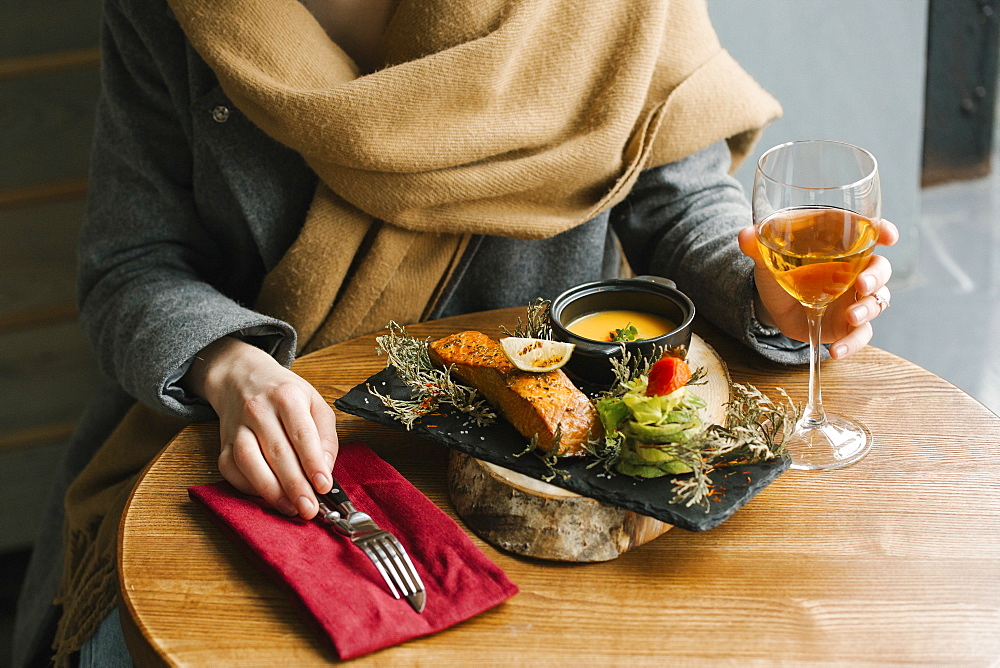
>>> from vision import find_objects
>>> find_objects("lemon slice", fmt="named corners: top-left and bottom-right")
top-left (499, 337), bottom-right (575, 373)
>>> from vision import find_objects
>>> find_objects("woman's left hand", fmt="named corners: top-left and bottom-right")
top-left (738, 219), bottom-right (900, 359)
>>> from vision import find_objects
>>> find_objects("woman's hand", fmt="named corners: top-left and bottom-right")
top-left (182, 337), bottom-right (338, 519)
top-left (738, 219), bottom-right (900, 359)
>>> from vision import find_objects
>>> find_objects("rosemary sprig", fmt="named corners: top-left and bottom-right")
top-left (686, 364), bottom-right (708, 386)
top-left (536, 450), bottom-right (571, 482)
top-left (583, 431), bottom-right (624, 476)
top-left (604, 344), bottom-right (664, 396)
top-left (499, 298), bottom-right (552, 339)
top-left (713, 383), bottom-right (798, 460)
top-left (371, 322), bottom-right (496, 429)
top-left (665, 383), bottom-right (799, 509)
top-left (514, 426), bottom-right (570, 482)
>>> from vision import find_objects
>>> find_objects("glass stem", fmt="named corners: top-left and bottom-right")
top-left (802, 305), bottom-right (828, 428)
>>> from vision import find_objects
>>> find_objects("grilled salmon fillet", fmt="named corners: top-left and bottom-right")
top-left (428, 331), bottom-right (601, 456)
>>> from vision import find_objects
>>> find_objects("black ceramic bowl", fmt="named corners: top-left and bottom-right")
top-left (550, 276), bottom-right (695, 386)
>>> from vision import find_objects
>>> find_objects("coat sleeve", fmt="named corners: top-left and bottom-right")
top-left (77, 0), bottom-right (297, 420)
top-left (611, 141), bottom-right (810, 364)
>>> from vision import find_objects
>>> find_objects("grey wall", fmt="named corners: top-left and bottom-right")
top-left (708, 0), bottom-right (928, 282)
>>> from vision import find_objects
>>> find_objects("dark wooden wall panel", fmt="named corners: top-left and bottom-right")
top-left (0, 442), bottom-right (71, 548)
top-left (0, 200), bottom-right (83, 322)
top-left (1, 1), bottom-right (103, 552)
top-left (0, 70), bottom-right (100, 190)
top-left (0, 323), bottom-right (103, 440)
top-left (0, 1), bottom-right (102, 59)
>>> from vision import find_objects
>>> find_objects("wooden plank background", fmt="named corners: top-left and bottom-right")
top-left (0, 1), bottom-right (105, 552)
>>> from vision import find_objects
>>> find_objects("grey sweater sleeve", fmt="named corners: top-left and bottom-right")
top-left (611, 141), bottom-right (810, 364)
top-left (77, 2), bottom-right (296, 420)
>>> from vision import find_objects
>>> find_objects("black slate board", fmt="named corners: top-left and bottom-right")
top-left (335, 367), bottom-right (790, 532)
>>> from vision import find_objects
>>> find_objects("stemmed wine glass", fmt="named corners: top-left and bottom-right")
top-left (753, 140), bottom-right (881, 470)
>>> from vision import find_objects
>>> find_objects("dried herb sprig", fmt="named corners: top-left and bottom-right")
top-left (711, 383), bottom-right (798, 460)
top-left (604, 344), bottom-right (663, 396)
top-left (499, 298), bottom-right (552, 339)
top-left (665, 383), bottom-right (798, 509)
top-left (370, 322), bottom-right (496, 429)
top-left (686, 364), bottom-right (708, 387)
top-left (535, 450), bottom-right (571, 483)
top-left (583, 432), bottom-right (624, 476)
top-left (514, 426), bottom-right (570, 482)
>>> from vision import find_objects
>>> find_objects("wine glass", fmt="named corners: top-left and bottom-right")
top-left (753, 140), bottom-right (881, 470)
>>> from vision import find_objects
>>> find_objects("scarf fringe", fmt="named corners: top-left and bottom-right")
top-left (53, 517), bottom-right (123, 666)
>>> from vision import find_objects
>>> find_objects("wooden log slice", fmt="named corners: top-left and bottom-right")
top-left (448, 334), bottom-right (730, 562)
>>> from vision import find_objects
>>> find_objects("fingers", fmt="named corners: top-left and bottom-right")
top-left (269, 383), bottom-right (332, 503)
top-left (829, 320), bottom-right (874, 359)
top-left (855, 254), bottom-right (892, 298)
top-left (253, 392), bottom-right (322, 518)
top-left (877, 219), bottom-right (900, 247)
top-left (194, 339), bottom-right (340, 519)
top-left (225, 424), bottom-right (301, 516)
top-left (311, 392), bottom-right (339, 486)
top-left (738, 226), bottom-right (762, 263)
top-left (218, 440), bottom-right (255, 496)
top-left (832, 283), bottom-right (890, 358)
top-left (847, 285), bottom-right (892, 328)
top-left (219, 380), bottom-right (337, 519)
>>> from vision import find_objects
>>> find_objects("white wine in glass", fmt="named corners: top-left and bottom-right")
top-left (753, 140), bottom-right (881, 470)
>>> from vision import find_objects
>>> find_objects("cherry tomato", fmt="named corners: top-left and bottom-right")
top-left (645, 356), bottom-right (692, 396)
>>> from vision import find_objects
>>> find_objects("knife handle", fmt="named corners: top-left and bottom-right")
top-left (319, 475), bottom-right (357, 516)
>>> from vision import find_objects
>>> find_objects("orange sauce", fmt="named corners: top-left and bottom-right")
top-left (566, 309), bottom-right (676, 342)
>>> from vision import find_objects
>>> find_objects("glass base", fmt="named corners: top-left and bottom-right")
top-left (786, 414), bottom-right (872, 471)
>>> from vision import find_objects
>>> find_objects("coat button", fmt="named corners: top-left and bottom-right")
top-left (211, 105), bottom-right (230, 123)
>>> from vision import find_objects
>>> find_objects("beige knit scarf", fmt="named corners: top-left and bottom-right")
top-left (53, 0), bottom-right (780, 662)
top-left (170, 0), bottom-right (781, 352)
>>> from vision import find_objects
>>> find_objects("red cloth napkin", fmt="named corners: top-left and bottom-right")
top-left (188, 441), bottom-right (518, 659)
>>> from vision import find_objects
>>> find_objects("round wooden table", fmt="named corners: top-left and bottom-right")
top-left (119, 308), bottom-right (1000, 665)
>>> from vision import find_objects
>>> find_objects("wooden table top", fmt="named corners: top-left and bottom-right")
top-left (118, 307), bottom-right (1000, 665)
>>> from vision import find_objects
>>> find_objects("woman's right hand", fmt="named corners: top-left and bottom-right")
top-left (182, 337), bottom-right (339, 519)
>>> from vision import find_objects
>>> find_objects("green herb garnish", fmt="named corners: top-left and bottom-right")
top-left (609, 323), bottom-right (639, 342)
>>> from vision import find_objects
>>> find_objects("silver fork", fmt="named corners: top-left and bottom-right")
top-left (316, 479), bottom-right (426, 613)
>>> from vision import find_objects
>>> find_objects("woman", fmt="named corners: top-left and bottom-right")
top-left (14, 0), bottom-right (895, 665)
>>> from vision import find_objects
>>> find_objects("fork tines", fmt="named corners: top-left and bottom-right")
top-left (357, 532), bottom-right (426, 612)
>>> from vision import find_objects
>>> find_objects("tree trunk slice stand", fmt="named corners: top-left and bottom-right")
top-left (447, 333), bottom-right (731, 562)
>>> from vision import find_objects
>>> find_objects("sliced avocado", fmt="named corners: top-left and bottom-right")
top-left (622, 421), bottom-right (689, 442)
top-left (617, 442), bottom-right (647, 464)
top-left (654, 458), bottom-right (693, 474)
top-left (633, 445), bottom-right (695, 473)
top-left (664, 410), bottom-right (699, 424)
top-left (595, 396), bottom-right (631, 432)
top-left (614, 460), bottom-right (670, 478)
top-left (619, 439), bottom-right (695, 474)
top-left (615, 455), bottom-right (692, 477)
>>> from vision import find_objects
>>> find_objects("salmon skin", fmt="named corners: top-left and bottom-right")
top-left (428, 331), bottom-right (601, 456)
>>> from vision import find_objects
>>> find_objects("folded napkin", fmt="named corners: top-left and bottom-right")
top-left (189, 441), bottom-right (518, 659)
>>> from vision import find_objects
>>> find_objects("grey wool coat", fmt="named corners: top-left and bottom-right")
top-left (13, 0), bottom-right (806, 664)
